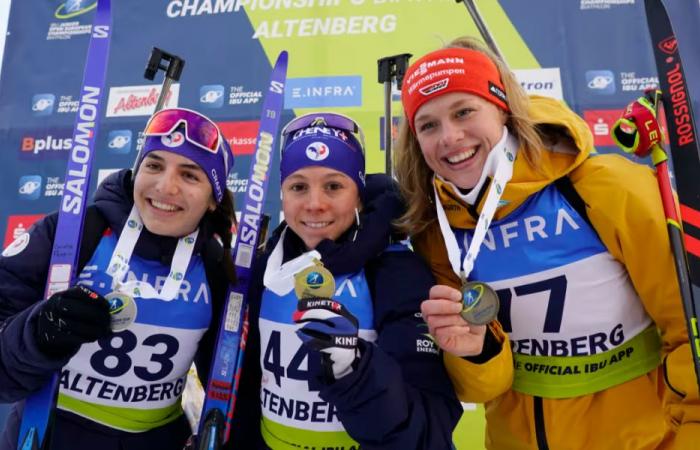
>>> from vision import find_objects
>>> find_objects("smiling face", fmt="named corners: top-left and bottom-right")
top-left (133, 150), bottom-right (216, 237)
top-left (413, 91), bottom-right (507, 190)
top-left (281, 166), bottom-right (360, 250)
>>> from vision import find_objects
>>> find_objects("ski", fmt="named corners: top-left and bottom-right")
top-left (644, 0), bottom-right (700, 385)
top-left (17, 1), bottom-right (113, 449)
top-left (195, 50), bottom-right (288, 450)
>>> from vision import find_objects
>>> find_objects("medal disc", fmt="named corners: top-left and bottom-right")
top-left (105, 291), bottom-right (138, 331)
top-left (460, 281), bottom-right (499, 325)
top-left (294, 263), bottom-right (335, 299)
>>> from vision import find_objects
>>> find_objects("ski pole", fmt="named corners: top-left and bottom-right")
top-left (17, 2), bottom-right (113, 449)
top-left (611, 88), bottom-right (700, 389)
top-left (454, 0), bottom-right (506, 64)
top-left (377, 54), bottom-right (411, 176)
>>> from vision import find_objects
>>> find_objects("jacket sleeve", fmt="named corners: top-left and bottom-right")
top-left (572, 154), bottom-right (700, 437)
top-left (412, 224), bottom-right (514, 403)
top-left (0, 213), bottom-right (73, 402)
top-left (319, 247), bottom-right (462, 450)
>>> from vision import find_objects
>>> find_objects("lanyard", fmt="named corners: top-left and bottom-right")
top-left (106, 205), bottom-right (198, 301)
top-left (433, 127), bottom-right (518, 282)
top-left (263, 227), bottom-right (322, 296)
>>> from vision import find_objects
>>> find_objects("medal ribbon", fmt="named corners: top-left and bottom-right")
top-left (433, 127), bottom-right (517, 281)
top-left (263, 227), bottom-right (322, 296)
top-left (106, 205), bottom-right (198, 301)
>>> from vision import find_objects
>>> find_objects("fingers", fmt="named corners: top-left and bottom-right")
top-left (428, 284), bottom-right (462, 302)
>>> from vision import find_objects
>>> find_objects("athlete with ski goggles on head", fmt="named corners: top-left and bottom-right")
top-left (226, 112), bottom-right (462, 449)
top-left (0, 108), bottom-right (238, 450)
top-left (394, 35), bottom-right (699, 449)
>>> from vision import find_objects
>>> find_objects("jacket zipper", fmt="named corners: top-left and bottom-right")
top-left (534, 396), bottom-right (549, 450)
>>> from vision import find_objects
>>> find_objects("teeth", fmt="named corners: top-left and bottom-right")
top-left (151, 199), bottom-right (179, 212)
top-left (304, 222), bottom-right (330, 229)
top-left (447, 149), bottom-right (476, 164)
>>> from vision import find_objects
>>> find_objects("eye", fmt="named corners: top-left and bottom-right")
top-left (455, 107), bottom-right (474, 119)
top-left (326, 182), bottom-right (344, 191)
top-left (182, 171), bottom-right (202, 182)
top-left (143, 161), bottom-right (162, 172)
top-left (288, 182), bottom-right (307, 193)
top-left (417, 120), bottom-right (437, 133)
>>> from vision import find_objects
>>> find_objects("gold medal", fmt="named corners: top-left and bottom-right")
top-left (460, 281), bottom-right (499, 325)
top-left (294, 260), bottom-right (335, 299)
top-left (106, 291), bottom-right (138, 331)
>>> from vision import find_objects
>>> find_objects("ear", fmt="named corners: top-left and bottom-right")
top-left (208, 197), bottom-right (217, 213)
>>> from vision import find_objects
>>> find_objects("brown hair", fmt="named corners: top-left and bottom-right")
top-left (394, 36), bottom-right (545, 235)
top-left (206, 188), bottom-right (238, 284)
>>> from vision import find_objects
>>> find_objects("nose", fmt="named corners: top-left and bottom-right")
top-left (304, 187), bottom-right (328, 212)
top-left (439, 120), bottom-right (463, 148)
top-left (155, 169), bottom-right (179, 195)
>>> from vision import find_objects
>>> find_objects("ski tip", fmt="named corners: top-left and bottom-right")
top-left (275, 50), bottom-right (289, 65)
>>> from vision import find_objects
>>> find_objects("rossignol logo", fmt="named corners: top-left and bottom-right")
top-left (489, 82), bottom-right (507, 102)
top-left (404, 57), bottom-right (465, 86)
top-left (660, 36), bottom-right (695, 147)
top-left (419, 79), bottom-right (449, 96)
top-left (62, 86), bottom-right (100, 215)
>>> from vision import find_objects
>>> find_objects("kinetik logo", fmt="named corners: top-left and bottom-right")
top-left (659, 36), bottom-right (695, 147)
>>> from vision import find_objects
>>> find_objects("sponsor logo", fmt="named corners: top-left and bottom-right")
top-left (44, 177), bottom-right (65, 197)
top-left (55, 0), bottom-right (97, 19)
top-left (513, 68), bottom-right (564, 100)
top-left (404, 57), bottom-right (465, 86)
top-left (32, 94), bottom-right (55, 116)
top-left (659, 36), bottom-right (677, 55)
top-left (488, 82), bottom-right (507, 102)
top-left (585, 70), bottom-right (615, 94)
top-left (229, 85), bottom-right (262, 106)
top-left (107, 130), bottom-right (133, 154)
top-left (4, 214), bottom-right (44, 248)
top-left (665, 59), bottom-right (695, 147)
top-left (106, 84), bottom-right (180, 117)
top-left (161, 131), bottom-right (185, 148)
top-left (419, 79), bottom-right (449, 96)
top-left (217, 121), bottom-right (260, 155)
top-left (305, 142), bottom-right (330, 161)
top-left (20, 130), bottom-right (73, 156)
top-left (18, 176), bottom-right (43, 200)
top-left (285, 76), bottom-right (362, 108)
top-left (200, 84), bottom-right (225, 108)
top-left (619, 72), bottom-right (658, 92)
top-left (580, 0), bottom-right (634, 10)
top-left (584, 109), bottom-right (670, 148)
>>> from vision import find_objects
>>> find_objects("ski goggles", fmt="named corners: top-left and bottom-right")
top-left (280, 112), bottom-right (366, 191)
top-left (144, 107), bottom-right (222, 156)
top-left (281, 112), bottom-right (366, 152)
top-left (139, 108), bottom-right (234, 203)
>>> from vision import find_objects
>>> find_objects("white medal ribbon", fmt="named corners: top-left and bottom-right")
top-left (433, 127), bottom-right (518, 281)
top-left (263, 227), bottom-right (322, 296)
top-left (106, 205), bottom-right (199, 301)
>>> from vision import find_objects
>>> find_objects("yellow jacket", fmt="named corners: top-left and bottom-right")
top-left (412, 96), bottom-right (700, 449)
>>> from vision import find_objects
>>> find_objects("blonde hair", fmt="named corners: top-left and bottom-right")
top-left (394, 36), bottom-right (545, 235)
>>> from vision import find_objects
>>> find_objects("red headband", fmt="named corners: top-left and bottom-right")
top-left (401, 47), bottom-right (509, 131)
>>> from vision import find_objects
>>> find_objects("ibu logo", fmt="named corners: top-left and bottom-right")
top-left (109, 297), bottom-right (126, 314)
top-left (585, 70), bottom-right (615, 95)
top-left (55, 0), bottom-right (97, 19)
top-left (18, 175), bottom-right (42, 200)
top-left (306, 272), bottom-right (324, 289)
top-left (32, 94), bottom-right (55, 116)
top-left (107, 130), bottom-right (132, 154)
top-left (200, 85), bottom-right (224, 108)
top-left (463, 285), bottom-right (484, 308)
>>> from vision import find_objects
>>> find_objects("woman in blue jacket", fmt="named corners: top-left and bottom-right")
top-left (0, 108), bottom-right (238, 450)
top-left (228, 112), bottom-right (462, 449)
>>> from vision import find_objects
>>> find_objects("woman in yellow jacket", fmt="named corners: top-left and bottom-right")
top-left (394, 36), bottom-right (700, 449)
